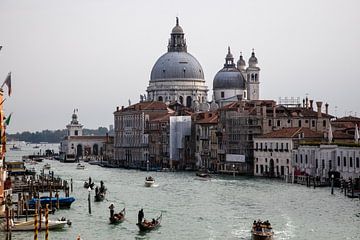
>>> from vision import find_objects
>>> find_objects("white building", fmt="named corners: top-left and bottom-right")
top-left (293, 144), bottom-right (360, 179)
top-left (60, 110), bottom-right (107, 161)
top-left (254, 127), bottom-right (322, 177)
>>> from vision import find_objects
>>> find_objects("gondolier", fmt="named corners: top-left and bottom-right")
top-left (138, 209), bottom-right (144, 224)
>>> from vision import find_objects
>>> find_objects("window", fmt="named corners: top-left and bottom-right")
top-left (268, 119), bottom-right (272, 127)
top-left (265, 158), bottom-right (268, 163)
top-left (316, 159), bottom-right (318, 168)
top-left (256, 164), bottom-right (259, 173)
top-left (329, 160), bottom-right (332, 170)
top-left (295, 154), bottom-right (298, 163)
top-left (356, 157), bottom-right (359, 168)
top-left (322, 159), bottom-right (325, 169)
top-left (323, 120), bottom-right (326, 127)
top-left (277, 120), bottom-right (281, 127)
top-left (255, 143), bottom-right (258, 150)
top-left (312, 120), bottom-right (315, 127)
top-left (298, 120), bottom-right (302, 127)
top-left (343, 157), bottom-right (347, 167)
top-left (337, 156), bottom-right (340, 166)
top-left (350, 157), bottom-right (353, 168)
top-left (276, 159), bottom-right (279, 163)
top-left (221, 92), bottom-right (224, 98)
top-left (300, 154), bottom-right (303, 164)
top-left (305, 155), bottom-right (308, 164)
top-left (75, 130), bottom-right (78, 136)
top-left (286, 159), bottom-right (289, 164)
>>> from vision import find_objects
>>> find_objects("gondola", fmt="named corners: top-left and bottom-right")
top-left (109, 208), bottom-right (126, 224)
top-left (94, 192), bottom-right (105, 202)
top-left (84, 181), bottom-right (94, 189)
top-left (251, 220), bottom-right (274, 240)
top-left (137, 213), bottom-right (162, 231)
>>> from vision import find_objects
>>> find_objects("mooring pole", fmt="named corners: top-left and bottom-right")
top-left (88, 187), bottom-right (92, 214)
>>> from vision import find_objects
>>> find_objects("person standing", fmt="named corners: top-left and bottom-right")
top-left (138, 209), bottom-right (144, 224)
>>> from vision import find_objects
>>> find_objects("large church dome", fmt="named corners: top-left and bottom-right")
top-left (147, 18), bottom-right (208, 107)
top-left (150, 52), bottom-right (204, 81)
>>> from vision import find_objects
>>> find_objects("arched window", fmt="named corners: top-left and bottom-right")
top-left (179, 96), bottom-right (184, 105)
top-left (158, 96), bottom-right (163, 102)
top-left (251, 74), bottom-right (255, 81)
top-left (186, 96), bottom-right (192, 108)
top-left (255, 73), bottom-right (258, 81)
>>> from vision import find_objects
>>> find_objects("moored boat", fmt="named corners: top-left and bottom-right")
top-left (43, 163), bottom-right (51, 170)
top-left (28, 196), bottom-right (76, 209)
top-left (251, 220), bottom-right (274, 240)
top-left (137, 213), bottom-right (162, 231)
top-left (2, 218), bottom-right (70, 231)
top-left (144, 176), bottom-right (155, 187)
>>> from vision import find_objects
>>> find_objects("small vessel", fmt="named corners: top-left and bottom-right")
top-left (137, 213), bottom-right (162, 231)
top-left (28, 196), bottom-right (76, 209)
top-left (76, 163), bottom-right (85, 169)
top-left (144, 176), bottom-right (155, 187)
top-left (2, 218), bottom-right (70, 231)
top-left (43, 163), bottom-right (51, 170)
top-left (94, 181), bottom-right (107, 201)
top-left (251, 220), bottom-right (274, 240)
top-left (109, 205), bottom-right (125, 224)
top-left (10, 144), bottom-right (21, 151)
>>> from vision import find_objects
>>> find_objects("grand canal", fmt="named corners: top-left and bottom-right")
top-left (1, 144), bottom-right (359, 240)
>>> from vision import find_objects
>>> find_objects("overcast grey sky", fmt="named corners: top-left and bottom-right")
top-left (1, 0), bottom-right (359, 133)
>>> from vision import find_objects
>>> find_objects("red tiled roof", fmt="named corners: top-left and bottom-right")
top-left (258, 127), bottom-right (323, 139)
top-left (115, 101), bottom-right (168, 113)
top-left (150, 112), bottom-right (175, 122)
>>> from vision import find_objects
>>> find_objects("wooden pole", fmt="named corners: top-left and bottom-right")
top-left (88, 188), bottom-right (91, 214)
top-left (56, 191), bottom-right (60, 209)
top-left (71, 178), bottom-right (73, 193)
top-left (49, 184), bottom-right (53, 210)
top-left (45, 204), bottom-right (49, 240)
top-left (34, 207), bottom-right (38, 240)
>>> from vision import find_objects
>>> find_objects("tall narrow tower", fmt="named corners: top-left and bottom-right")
top-left (246, 50), bottom-right (260, 100)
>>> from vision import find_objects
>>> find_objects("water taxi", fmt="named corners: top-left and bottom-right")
top-left (144, 176), bottom-right (155, 187)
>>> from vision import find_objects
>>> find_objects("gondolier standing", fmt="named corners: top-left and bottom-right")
top-left (138, 209), bottom-right (144, 224)
top-left (109, 204), bottom-right (115, 220)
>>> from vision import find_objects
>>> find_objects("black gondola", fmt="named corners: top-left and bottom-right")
top-left (136, 213), bottom-right (162, 231)
top-left (109, 208), bottom-right (126, 224)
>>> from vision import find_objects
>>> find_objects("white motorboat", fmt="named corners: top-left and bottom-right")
top-left (144, 176), bottom-right (155, 187)
top-left (2, 218), bottom-right (68, 231)
top-left (43, 163), bottom-right (51, 170)
top-left (76, 163), bottom-right (85, 170)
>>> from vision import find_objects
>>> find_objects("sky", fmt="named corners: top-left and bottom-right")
top-left (0, 0), bottom-right (359, 133)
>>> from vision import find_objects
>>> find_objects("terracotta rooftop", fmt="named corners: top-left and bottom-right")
top-left (115, 101), bottom-right (168, 113)
top-left (258, 127), bottom-right (323, 139)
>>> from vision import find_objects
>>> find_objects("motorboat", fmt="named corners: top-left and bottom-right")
top-left (43, 163), bottom-right (51, 170)
top-left (76, 163), bottom-right (85, 170)
top-left (144, 176), bottom-right (155, 187)
top-left (251, 220), bottom-right (274, 240)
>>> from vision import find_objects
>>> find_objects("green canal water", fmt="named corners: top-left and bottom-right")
top-left (1, 144), bottom-right (359, 240)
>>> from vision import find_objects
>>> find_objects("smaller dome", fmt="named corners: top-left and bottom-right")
top-left (172, 17), bottom-right (183, 34)
top-left (248, 50), bottom-right (258, 67)
top-left (237, 53), bottom-right (246, 70)
top-left (213, 69), bottom-right (246, 89)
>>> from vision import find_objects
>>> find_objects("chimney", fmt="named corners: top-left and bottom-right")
top-left (116, 106), bottom-right (119, 111)
top-left (316, 101), bottom-right (322, 118)
top-left (309, 100), bottom-right (314, 110)
top-left (121, 106), bottom-right (124, 110)
top-left (325, 103), bottom-right (329, 115)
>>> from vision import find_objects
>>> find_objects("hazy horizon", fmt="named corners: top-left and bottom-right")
top-left (1, 0), bottom-right (359, 133)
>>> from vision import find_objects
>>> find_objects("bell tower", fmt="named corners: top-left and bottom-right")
top-left (246, 49), bottom-right (260, 100)
top-left (66, 109), bottom-right (83, 137)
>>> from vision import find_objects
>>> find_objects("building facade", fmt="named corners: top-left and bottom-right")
top-left (113, 102), bottom-right (169, 168)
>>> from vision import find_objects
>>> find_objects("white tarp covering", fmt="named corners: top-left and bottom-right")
top-left (226, 154), bottom-right (245, 162)
top-left (170, 116), bottom-right (191, 161)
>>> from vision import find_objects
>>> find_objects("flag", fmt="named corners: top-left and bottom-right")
top-left (1, 72), bottom-right (11, 96)
top-left (4, 113), bottom-right (12, 126)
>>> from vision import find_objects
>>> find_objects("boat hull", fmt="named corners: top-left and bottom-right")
top-left (144, 180), bottom-right (155, 187)
top-left (3, 219), bottom-right (67, 231)
top-left (28, 197), bottom-right (75, 209)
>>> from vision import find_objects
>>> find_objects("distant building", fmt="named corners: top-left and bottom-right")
top-left (254, 127), bottom-right (323, 178)
top-left (60, 110), bottom-right (108, 161)
top-left (113, 102), bottom-right (170, 169)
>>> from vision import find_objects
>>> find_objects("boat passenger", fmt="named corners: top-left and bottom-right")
top-left (152, 218), bottom-right (156, 225)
